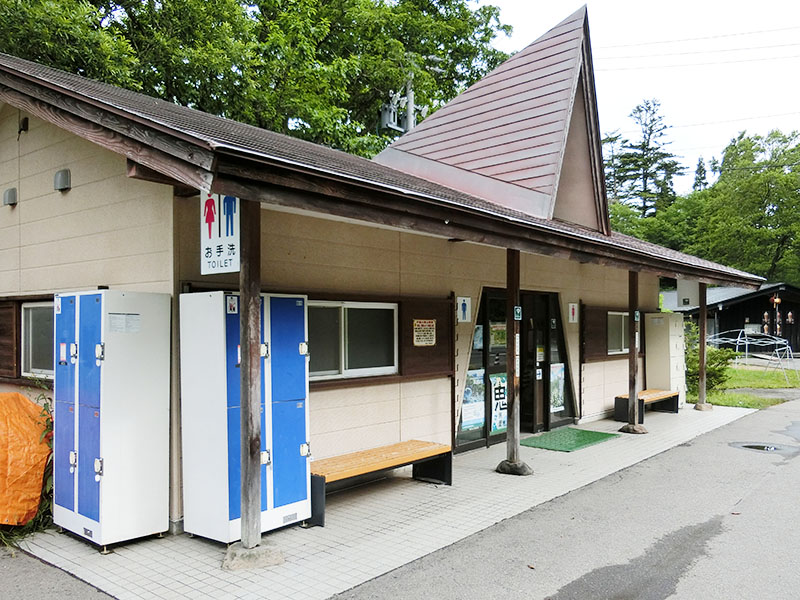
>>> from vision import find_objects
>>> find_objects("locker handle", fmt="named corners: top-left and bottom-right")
top-left (70, 343), bottom-right (78, 364)
top-left (95, 343), bottom-right (105, 361)
top-left (300, 442), bottom-right (311, 458)
top-left (261, 450), bottom-right (271, 466)
top-left (69, 451), bottom-right (77, 473)
top-left (94, 458), bottom-right (104, 482)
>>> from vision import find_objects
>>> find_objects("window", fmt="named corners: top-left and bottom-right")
top-left (607, 311), bottom-right (629, 355)
top-left (308, 301), bottom-right (398, 380)
top-left (21, 302), bottom-right (54, 378)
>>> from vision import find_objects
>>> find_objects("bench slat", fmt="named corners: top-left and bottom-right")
top-left (615, 389), bottom-right (678, 404)
top-left (311, 440), bottom-right (451, 483)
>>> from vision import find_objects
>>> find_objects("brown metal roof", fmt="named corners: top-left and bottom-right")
top-left (0, 48), bottom-right (763, 288)
top-left (379, 7), bottom-right (589, 205)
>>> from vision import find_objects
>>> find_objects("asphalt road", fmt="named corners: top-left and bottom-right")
top-left (4, 394), bottom-right (799, 600)
top-left (335, 396), bottom-right (800, 600)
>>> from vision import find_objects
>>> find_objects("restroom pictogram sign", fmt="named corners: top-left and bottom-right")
top-left (201, 191), bottom-right (240, 274)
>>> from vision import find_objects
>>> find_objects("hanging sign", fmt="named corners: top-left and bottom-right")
top-left (200, 191), bottom-right (240, 274)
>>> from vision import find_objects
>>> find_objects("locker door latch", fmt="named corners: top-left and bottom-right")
top-left (70, 343), bottom-right (78, 364)
top-left (298, 342), bottom-right (309, 357)
top-left (69, 451), bottom-right (77, 473)
top-left (93, 458), bottom-right (104, 482)
top-left (260, 343), bottom-right (269, 359)
top-left (299, 442), bottom-right (311, 457)
top-left (260, 450), bottom-right (271, 466)
top-left (95, 343), bottom-right (105, 362)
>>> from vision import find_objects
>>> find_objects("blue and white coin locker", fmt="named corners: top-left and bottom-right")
top-left (179, 292), bottom-right (311, 543)
top-left (53, 290), bottom-right (171, 546)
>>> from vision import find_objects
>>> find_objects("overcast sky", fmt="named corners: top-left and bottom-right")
top-left (477, 0), bottom-right (800, 193)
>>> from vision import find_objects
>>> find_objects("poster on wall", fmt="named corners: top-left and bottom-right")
top-left (461, 369), bottom-right (486, 431)
top-left (490, 323), bottom-right (507, 349)
top-left (490, 373), bottom-right (508, 434)
top-left (550, 363), bottom-right (565, 413)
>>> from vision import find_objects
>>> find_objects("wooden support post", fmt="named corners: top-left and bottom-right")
top-left (620, 271), bottom-right (646, 433)
top-left (496, 249), bottom-right (532, 476)
top-left (695, 282), bottom-right (712, 411)
top-left (240, 198), bottom-right (262, 548)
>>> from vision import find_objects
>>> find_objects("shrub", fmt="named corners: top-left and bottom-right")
top-left (684, 322), bottom-right (737, 394)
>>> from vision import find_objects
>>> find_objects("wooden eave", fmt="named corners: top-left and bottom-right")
top-left (211, 148), bottom-right (761, 288)
top-left (0, 59), bottom-right (762, 289)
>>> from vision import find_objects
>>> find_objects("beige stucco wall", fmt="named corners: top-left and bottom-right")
top-left (1, 106), bottom-right (662, 525)
top-left (0, 106), bottom-right (174, 294)
top-left (176, 200), bottom-right (660, 460)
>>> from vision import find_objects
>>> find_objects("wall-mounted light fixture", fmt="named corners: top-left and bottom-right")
top-left (3, 187), bottom-right (17, 206)
top-left (54, 168), bottom-right (71, 192)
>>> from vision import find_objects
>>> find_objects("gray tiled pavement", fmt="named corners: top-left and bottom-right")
top-left (20, 404), bottom-right (753, 600)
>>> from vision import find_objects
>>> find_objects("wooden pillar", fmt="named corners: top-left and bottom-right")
top-left (496, 249), bottom-right (532, 476)
top-left (620, 271), bottom-right (646, 433)
top-left (695, 282), bottom-right (711, 411)
top-left (239, 199), bottom-right (262, 548)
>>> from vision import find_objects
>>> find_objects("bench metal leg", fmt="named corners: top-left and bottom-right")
top-left (651, 395), bottom-right (679, 414)
top-left (412, 452), bottom-right (452, 485)
top-left (304, 474), bottom-right (326, 528)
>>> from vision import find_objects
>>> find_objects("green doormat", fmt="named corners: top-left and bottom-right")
top-left (520, 428), bottom-right (620, 452)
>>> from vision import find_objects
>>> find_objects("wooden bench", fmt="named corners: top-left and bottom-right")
top-left (305, 440), bottom-right (452, 527)
top-left (614, 389), bottom-right (679, 424)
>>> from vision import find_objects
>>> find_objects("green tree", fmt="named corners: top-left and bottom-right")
top-left (0, 0), bottom-right (138, 87)
top-left (602, 131), bottom-right (625, 202)
top-left (1, 0), bottom-right (510, 157)
top-left (614, 99), bottom-right (684, 216)
top-left (693, 156), bottom-right (708, 191)
top-left (693, 131), bottom-right (800, 283)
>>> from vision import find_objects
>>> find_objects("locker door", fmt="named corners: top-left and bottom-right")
top-left (269, 296), bottom-right (308, 508)
top-left (225, 296), bottom-right (268, 521)
top-left (54, 296), bottom-right (76, 511)
top-left (77, 294), bottom-right (102, 521)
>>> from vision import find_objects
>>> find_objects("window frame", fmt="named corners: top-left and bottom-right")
top-left (21, 301), bottom-right (55, 379)
top-left (308, 300), bottom-right (399, 381)
top-left (607, 311), bottom-right (630, 355)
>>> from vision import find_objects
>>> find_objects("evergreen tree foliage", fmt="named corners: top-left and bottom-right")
top-left (692, 156), bottom-right (708, 191)
top-left (604, 99), bottom-right (684, 217)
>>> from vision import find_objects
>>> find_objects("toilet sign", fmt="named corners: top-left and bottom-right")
top-left (201, 191), bottom-right (240, 274)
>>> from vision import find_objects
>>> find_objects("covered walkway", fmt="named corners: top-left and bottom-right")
top-left (21, 404), bottom-right (753, 600)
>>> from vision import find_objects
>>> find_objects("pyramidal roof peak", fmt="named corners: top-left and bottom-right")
top-left (374, 5), bottom-right (609, 235)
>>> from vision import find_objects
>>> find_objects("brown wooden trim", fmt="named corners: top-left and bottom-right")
top-left (0, 71), bottom-right (215, 169)
top-left (127, 160), bottom-right (198, 196)
top-left (0, 84), bottom-right (213, 191)
top-left (310, 371), bottom-right (452, 392)
top-left (0, 293), bottom-right (53, 302)
top-left (212, 167), bottom-right (759, 288)
top-left (0, 376), bottom-right (54, 390)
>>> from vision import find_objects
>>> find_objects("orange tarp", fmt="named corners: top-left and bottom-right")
top-left (0, 392), bottom-right (51, 526)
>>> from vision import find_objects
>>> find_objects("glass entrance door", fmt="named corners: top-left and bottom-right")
top-left (520, 292), bottom-right (575, 431)
top-left (456, 290), bottom-right (507, 450)
top-left (457, 289), bottom-right (574, 451)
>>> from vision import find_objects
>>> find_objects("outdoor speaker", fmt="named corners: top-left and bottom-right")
top-left (54, 168), bottom-right (71, 191)
top-left (3, 187), bottom-right (17, 206)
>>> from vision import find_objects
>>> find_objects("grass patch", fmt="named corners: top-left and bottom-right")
top-left (722, 367), bottom-right (800, 390)
top-left (688, 389), bottom-right (788, 410)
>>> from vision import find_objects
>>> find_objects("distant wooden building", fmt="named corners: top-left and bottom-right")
top-left (663, 283), bottom-right (800, 349)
